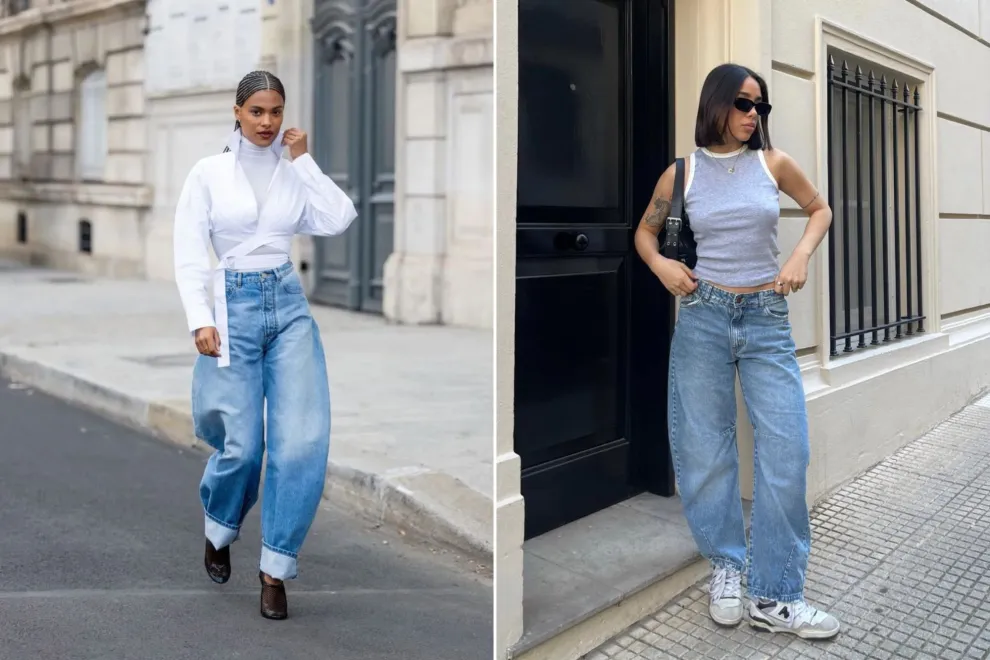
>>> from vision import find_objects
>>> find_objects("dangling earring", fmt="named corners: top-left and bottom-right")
top-left (757, 119), bottom-right (766, 149)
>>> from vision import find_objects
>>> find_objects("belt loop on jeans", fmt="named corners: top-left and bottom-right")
top-left (237, 272), bottom-right (242, 287)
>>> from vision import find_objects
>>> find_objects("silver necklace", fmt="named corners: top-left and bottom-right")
top-left (723, 149), bottom-right (744, 174)
top-left (708, 147), bottom-right (745, 174)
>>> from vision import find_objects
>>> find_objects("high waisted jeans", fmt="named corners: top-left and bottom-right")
top-left (192, 262), bottom-right (330, 581)
top-left (668, 280), bottom-right (811, 602)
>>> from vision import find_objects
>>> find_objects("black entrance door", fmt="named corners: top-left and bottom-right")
top-left (309, 0), bottom-right (396, 313)
top-left (515, 0), bottom-right (676, 540)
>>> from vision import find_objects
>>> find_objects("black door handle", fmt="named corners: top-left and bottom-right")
top-left (553, 231), bottom-right (590, 252)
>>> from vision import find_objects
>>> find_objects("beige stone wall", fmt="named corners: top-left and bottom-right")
top-left (143, 91), bottom-right (235, 282)
top-left (762, 0), bottom-right (990, 504)
top-left (0, 0), bottom-right (151, 278)
top-left (383, 0), bottom-right (493, 329)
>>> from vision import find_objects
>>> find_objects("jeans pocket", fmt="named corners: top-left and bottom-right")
top-left (763, 295), bottom-right (789, 319)
top-left (680, 293), bottom-right (703, 309)
top-left (280, 272), bottom-right (305, 295)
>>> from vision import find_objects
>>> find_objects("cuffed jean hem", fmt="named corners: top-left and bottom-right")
top-left (260, 544), bottom-right (298, 581)
top-left (710, 558), bottom-right (745, 573)
top-left (205, 514), bottom-right (240, 550)
top-left (746, 586), bottom-right (805, 603)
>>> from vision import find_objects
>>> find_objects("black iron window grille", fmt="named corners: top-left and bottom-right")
top-left (826, 54), bottom-right (925, 357)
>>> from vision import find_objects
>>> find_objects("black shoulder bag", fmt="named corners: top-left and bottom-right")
top-left (661, 158), bottom-right (698, 270)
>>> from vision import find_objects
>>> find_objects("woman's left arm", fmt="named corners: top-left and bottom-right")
top-left (773, 149), bottom-right (833, 295)
top-left (284, 128), bottom-right (358, 236)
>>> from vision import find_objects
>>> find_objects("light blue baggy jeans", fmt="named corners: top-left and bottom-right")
top-left (668, 280), bottom-right (811, 602)
top-left (191, 261), bottom-right (330, 581)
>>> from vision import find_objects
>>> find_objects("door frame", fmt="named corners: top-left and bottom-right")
top-left (626, 0), bottom-right (677, 498)
top-left (309, 0), bottom-right (396, 314)
top-left (514, 0), bottom-right (678, 540)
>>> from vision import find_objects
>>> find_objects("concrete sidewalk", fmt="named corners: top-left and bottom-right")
top-left (0, 260), bottom-right (492, 566)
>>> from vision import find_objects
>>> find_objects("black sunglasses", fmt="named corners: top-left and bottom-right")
top-left (734, 98), bottom-right (772, 116)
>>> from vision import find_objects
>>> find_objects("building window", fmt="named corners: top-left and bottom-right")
top-left (16, 212), bottom-right (27, 244)
top-left (3, 0), bottom-right (30, 18)
top-left (76, 69), bottom-right (108, 182)
top-left (78, 219), bottom-right (92, 254)
top-left (13, 79), bottom-right (31, 180)
top-left (826, 52), bottom-right (925, 357)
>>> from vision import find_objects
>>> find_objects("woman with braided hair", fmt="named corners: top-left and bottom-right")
top-left (173, 70), bottom-right (357, 620)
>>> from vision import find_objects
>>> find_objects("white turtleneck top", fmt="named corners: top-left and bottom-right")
top-left (212, 137), bottom-right (283, 267)
top-left (174, 127), bottom-right (357, 366)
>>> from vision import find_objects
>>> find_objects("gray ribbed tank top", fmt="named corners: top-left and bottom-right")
top-left (684, 146), bottom-right (781, 287)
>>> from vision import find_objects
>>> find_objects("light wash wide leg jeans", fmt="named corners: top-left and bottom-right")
top-left (191, 262), bottom-right (330, 580)
top-left (667, 281), bottom-right (812, 602)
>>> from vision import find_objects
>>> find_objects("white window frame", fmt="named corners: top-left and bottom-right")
top-left (813, 18), bottom-right (942, 388)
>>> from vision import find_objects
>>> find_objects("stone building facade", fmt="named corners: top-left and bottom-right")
top-left (265, 0), bottom-right (493, 328)
top-left (383, 0), bottom-right (493, 328)
top-left (0, 0), bottom-right (492, 332)
top-left (0, 0), bottom-right (150, 277)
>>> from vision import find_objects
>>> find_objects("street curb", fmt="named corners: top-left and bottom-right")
top-left (0, 351), bottom-right (492, 570)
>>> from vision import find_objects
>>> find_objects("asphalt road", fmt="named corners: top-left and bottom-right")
top-left (0, 377), bottom-right (492, 660)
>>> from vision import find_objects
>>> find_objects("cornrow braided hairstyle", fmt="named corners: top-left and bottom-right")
top-left (223, 70), bottom-right (287, 153)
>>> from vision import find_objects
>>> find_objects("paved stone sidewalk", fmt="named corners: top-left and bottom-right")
top-left (588, 394), bottom-right (990, 660)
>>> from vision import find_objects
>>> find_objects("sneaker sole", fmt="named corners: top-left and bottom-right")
top-left (709, 607), bottom-right (743, 627)
top-left (746, 616), bottom-right (840, 639)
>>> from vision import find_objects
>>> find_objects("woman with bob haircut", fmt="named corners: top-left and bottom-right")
top-left (634, 63), bottom-right (839, 639)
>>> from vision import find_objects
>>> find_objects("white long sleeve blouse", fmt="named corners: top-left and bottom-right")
top-left (173, 128), bottom-right (357, 367)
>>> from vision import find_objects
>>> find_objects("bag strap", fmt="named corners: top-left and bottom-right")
top-left (671, 157), bottom-right (685, 219)
top-left (662, 158), bottom-right (686, 261)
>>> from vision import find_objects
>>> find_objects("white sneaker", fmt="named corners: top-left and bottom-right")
top-left (708, 566), bottom-right (743, 626)
top-left (745, 598), bottom-right (841, 639)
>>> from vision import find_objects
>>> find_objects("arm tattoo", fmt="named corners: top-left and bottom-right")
top-left (645, 196), bottom-right (671, 228)
top-left (800, 190), bottom-right (820, 209)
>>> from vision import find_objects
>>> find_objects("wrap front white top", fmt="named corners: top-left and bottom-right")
top-left (173, 129), bottom-right (358, 368)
